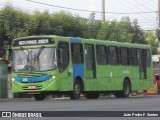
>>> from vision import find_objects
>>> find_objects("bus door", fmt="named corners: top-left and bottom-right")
top-left (138, 49), bottom-right (147, 79)
top-left (84, 44), bottom-right (96, 79)
top-left (57, 41), bottom-right (71, 91)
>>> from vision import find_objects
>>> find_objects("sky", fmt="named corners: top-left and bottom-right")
top-left (0, 0), bottom-right (158, 31)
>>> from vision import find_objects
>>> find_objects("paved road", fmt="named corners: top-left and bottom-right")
top-left (0, 95), bottom-right (160, 120)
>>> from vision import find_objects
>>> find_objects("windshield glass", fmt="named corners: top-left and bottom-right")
top-left (13, 47), bottom-right (57, 72)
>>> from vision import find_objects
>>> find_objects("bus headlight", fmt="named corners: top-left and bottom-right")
top-left (12, 78), bottom-right (15, 82)
top-left (52, 75), bottom-right (56, 79)
top-left (12, 78), bottom-right (19, 84)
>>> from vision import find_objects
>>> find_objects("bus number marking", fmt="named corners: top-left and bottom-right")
top-left (110, 72), bottom-right (113, 77)
top-left (23, 78), bottom-right (28, 82)
top-left (123, 70), bottom-right (130, 74)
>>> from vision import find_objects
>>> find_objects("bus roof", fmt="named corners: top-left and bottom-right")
top-left (82, 38), bottom-right (150, 49)
top-left (13, 35), bottom-right (150, 49)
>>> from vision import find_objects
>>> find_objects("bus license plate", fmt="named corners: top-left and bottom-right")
top-left (28, 86), bottom-right (36, 89)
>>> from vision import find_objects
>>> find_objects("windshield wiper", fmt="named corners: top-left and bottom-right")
top-left (33, 46), bottom-right (44, 60)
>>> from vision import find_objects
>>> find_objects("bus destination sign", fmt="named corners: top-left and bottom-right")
top-left (13, 38), bottom-right (54, 46)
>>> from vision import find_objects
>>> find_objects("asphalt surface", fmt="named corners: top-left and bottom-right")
top-left (0, 95), bottom-right (160, 120)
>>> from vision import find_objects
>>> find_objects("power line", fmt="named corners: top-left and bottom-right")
top-left (8, 1), bottom-right (91, 17)
top-left (105, 0), bottom-right (157, 25)
top-left (116, 0), bottom-right (156, 21)
top-left (143, 29), bottom-right (157, 31)
top-left (136, 0), bottom-right (157, 11)
top-left (25, 0), bottom-right (158, 15)
top-left (138, 21), bottom-right (158, 23)
top-left (127, 0), bottom-right (152, 11)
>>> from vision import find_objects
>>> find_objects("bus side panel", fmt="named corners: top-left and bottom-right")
top-left (143, 67), bottom-right (154, 89)
top-left (96, 65), bottom-right (112, 91)
top-left (129, 67), bottom-right (139, 90)
top-left (72, 64), bottom-right (84, 80)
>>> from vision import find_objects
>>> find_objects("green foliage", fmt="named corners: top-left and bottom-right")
top-left (97, 17), bottom-right (146, 43)
top-left (86, 13), bottom-right (102, 39)
top-left (0, 5), bottom-right (86, 47)
top-left (0, 5), bottom-right (150, 51)
top-left (131, 20), bottom-right (146, 44)
top-left (0, 5), bottom-right (29, 46)
top-left (51, 11), bottom-right (85, 37)
top-left (145, 32), bottom-right (159, 54)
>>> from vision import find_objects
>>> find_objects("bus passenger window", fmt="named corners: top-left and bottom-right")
top-left (96, 45), bottom-right (108, 65)
top-left (130, 48), bottom-right (138, 66)
top-left (120, 47), bottom-right (130, 66)
top-left (57, 42), bottom-right (69, 72)
top-left (108, 46), bottom-right (119, 65)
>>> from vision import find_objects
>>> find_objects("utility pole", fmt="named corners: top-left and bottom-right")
top-left (158, 0), bottom-right (160, 28)
top-left (158, 0), bottom-right (160, 40)
top-left (101, 0), bottom-right (105, 23)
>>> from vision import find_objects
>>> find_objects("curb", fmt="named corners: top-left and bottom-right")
top-left (0, 98), bottom-right (33, 102)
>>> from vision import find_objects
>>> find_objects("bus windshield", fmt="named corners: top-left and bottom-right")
top-left (13, 47), bottom-right (57, 72)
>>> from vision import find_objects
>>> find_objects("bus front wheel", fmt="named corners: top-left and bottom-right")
top-left (34, 94), bottom-right (45, 101)
top-left (70, 81), bottom-right (81, 100)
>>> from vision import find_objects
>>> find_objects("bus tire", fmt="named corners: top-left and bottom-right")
top-left (115, 79), bottom-right (131, 98)
top-left (34, 94), bottom-right (45, 101)
top-left (85, 92), bottom-right (100, 99)
top-left (70, 81), bottom-right (81, 100)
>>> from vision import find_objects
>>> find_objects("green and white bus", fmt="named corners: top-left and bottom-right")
top-left (12, 35), bottom-right (154, 101)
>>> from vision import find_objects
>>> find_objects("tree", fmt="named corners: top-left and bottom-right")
top-left (117, 17), bottom-right (133, 42)
top-left (97, 17), bottom-right (133, 42)
top-left (86, 13), bottom-right (102, 39)
top-left (131, 20), bottom-right (146, 44)
top-left (0, 5), bottom-right (30, 46)
top-left (0, 5), bottom-right (148, 49)
top-left (28, 10), bottom-right (51, 35)
top-left (51, 11), bottom-right (85, 37)
top-left (145, 31), bottom-right (159, 54)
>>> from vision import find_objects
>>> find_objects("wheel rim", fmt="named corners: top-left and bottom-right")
top-left (124, 83), bottom-right (130, 95)
top-left (75, 84), bottom-right (80, 95)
